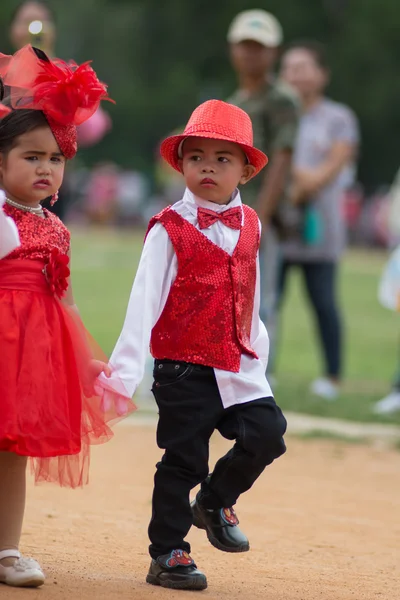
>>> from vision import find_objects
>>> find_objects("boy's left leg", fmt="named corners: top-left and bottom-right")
top-left (192, 397), bottom-right (286, 552)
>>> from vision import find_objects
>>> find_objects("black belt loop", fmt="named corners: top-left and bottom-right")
top-left (154, 358), bottom-right (210, 371)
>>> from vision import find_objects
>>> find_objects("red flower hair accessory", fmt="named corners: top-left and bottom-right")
top-left (42, 248), bottom-right (71, 299)
top-left (0, 45), bottom-right (113, 159)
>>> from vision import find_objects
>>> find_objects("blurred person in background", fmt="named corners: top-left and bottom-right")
top-left (9, 0), bottom-right (55, 55)
top-left (227, 9), bottom-right (300, 382)
top-left (280, 40), bottom-right (360, 400)
top-left (374, 167), bottom-right (400, 415)
top-left (154, 127), bottom-right (186, 207)
top-left (85, 162), bottom-right (119, 225)
top-left (9, 0), bottom-right (112, 221)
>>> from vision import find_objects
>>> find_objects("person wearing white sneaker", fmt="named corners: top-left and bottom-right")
top-left (0, 550), bottom-right (45, 588)
top-left (279, 42), bottom-right (360, 401)
top-left (373, 390), bottom-right (400, 415)
top-left (310, 377), bottom-right (339, 401)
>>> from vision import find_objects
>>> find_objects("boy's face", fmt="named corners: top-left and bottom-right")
top-left (230, 40), bottom-right (277, 78)
top-left (179, 137), bottom-right (255, 205)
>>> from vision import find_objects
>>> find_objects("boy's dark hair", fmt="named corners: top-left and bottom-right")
top-left (285, 39), bottom-right (329, 70)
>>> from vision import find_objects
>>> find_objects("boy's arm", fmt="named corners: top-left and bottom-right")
top-left (98, 223), bottom-right (177, 398)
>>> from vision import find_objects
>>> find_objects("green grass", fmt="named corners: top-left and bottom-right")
top-left (70, 227), bottom-right (400, 426)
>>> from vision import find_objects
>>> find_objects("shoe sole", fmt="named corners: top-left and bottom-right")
top-left (193, 511), bottom-right (250, 553)
top-left (0, 576), bottom-right (45, 588)
top-left (146, 573), bottom-right (207, 590)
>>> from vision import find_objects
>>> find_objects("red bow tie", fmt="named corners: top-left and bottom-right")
top-left (197, 206), bottom-right (242, 230)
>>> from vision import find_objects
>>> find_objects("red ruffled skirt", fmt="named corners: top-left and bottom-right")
top-left (0, 259), bottom-right (135, 488)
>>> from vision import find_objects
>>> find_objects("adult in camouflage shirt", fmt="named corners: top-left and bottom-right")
top-left (227, 9), bottom-right (300, 375)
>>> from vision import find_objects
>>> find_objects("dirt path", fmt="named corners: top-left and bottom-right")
top-left (2, 420), bottom-right (399, 600)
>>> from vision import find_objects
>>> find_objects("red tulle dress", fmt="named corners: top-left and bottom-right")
top-left (0, 205), bottom-right (135, 487)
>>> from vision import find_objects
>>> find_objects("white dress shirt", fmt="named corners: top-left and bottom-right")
top-left (98, 188), bottom-right (272, 409)
top-left (0, 192), bottom-right (20, 259)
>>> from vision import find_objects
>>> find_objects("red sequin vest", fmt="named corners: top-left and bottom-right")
top-left (147, 205), bottom-right (260, 373)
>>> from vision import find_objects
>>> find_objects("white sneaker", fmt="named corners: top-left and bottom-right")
top-left (372, 391), bottom-right (400, 415)
top-left (310, 378), bottom-right (339, 401)
top-left (0, 549), bottom-right (45, 588)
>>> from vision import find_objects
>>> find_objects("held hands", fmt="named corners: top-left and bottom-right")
top-left (92, 364), bottom-right (133, 417)
top-left (82, 360), bottom-right (111, 398)
top-left (90, 359), bottom-right (112, 379)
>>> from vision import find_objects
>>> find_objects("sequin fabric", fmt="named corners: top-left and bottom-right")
top-left (3, 204), bottom-right (70, 261)
top-left (46, 116), bottom-right (78, 159)
top-left (149, 206), bottom-right (259, 373)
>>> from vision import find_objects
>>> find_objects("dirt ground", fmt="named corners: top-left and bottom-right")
top-left (2, 419), bottom-right (399, 600)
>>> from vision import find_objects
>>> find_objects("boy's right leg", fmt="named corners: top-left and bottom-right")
top-left (0, 452), bottom-right (44, 587)
top-left (147, 361), bottom-right (222, 590)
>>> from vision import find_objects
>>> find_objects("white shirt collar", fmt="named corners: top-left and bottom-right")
top-left (182, 187), bottom-right (242, 216)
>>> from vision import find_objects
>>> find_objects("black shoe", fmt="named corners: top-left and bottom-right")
top-left (191, 496), bottom-right (250, 553)
top-left (146, 549), bottom-right (207, 591)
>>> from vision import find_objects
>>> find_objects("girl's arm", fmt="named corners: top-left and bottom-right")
top-left (62, 249), bottom-right (77, 308)
top-left (62, 248), bottom-right (110, 379)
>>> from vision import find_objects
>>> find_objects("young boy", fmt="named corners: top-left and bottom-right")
top-left (97, 100), bottom-right (287, 591)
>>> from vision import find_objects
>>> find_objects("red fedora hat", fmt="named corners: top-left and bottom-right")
top-left (160, 99), bottom-right (268, 178)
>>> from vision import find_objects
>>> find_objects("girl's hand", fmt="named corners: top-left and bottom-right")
top-left (90, 359), bottom-right (112, 378)
top-left (82, 360), bottom-right (111, 397)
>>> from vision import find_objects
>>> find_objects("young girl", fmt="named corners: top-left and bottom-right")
top-left (0, 45), bottom-right (134, 588)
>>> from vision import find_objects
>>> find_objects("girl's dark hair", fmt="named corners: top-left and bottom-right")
top-left (285, 40), bottom-right (329, 70)
top-left (0, 107), bottom-right (49, 154)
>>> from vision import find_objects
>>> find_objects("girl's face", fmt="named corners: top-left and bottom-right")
top-left (0, 125), bottom-right (65, 206)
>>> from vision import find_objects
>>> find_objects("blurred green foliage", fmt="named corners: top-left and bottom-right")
top-left (1, 0), bottom-right (399, 187)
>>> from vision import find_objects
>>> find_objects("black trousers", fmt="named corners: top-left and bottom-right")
top-left (279, 260), bottom-right (342, 378)
top-left (148, 359), bottom-right (287, 559)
